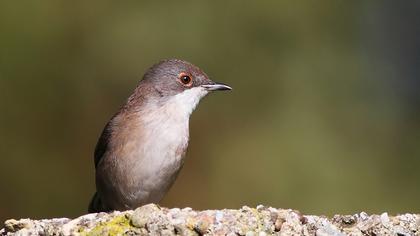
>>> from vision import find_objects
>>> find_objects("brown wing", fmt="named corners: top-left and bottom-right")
top-left (94, 121), bottom-right (112, 168)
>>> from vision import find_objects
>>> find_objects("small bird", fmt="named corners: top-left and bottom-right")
top-left (88, 59), bottom-right (231, 212)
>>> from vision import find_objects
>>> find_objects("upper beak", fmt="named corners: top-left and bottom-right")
top-left (202, 82), bottom-right (232, 91)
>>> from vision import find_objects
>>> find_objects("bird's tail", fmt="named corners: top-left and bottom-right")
top-left (88, 192), bottom-right (103, 213)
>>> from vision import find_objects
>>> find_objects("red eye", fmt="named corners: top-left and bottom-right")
top-left (178, 73), bottom-right (192, 86)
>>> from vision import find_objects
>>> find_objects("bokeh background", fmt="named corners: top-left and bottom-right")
top-left (1, 1), bottom-right (419, 222)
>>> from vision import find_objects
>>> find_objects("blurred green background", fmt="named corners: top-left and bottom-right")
top-left (1, 1), bottom-right (419, 222)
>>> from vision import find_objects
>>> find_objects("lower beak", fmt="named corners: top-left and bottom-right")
top-left (202, 82), bottom-right (232, 91)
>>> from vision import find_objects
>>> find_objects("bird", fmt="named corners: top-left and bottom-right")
top-left (88, 59), bottom-right (231, 213)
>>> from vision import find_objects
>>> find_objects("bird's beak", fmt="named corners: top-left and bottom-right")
top-left (202, 82), bottom-right (232, 91)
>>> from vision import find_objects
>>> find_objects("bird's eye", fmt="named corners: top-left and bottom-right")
top-left (178, 73), bottom-right (192, 86)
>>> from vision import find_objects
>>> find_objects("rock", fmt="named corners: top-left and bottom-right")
top-left (0, 205), bottom-right (419, 235)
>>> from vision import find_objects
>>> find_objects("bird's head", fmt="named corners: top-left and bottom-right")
top-left (135, 59), bottom-right (231, 116)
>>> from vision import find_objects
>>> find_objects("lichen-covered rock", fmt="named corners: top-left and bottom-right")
top-left (1, 204), bottom-right (419, 235)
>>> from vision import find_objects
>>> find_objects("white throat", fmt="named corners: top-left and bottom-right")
top-left (139, 86), bottom-right (209, 131)
top-left (168, 87), bottom-right (209, 118)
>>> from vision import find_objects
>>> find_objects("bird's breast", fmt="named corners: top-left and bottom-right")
top-left (123, 108), bottom-right (190, 203)
top-left (97, 101), bottom-right (193, 210)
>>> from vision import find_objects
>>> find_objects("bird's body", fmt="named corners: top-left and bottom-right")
top-left (89, 59), bottom-right (231, 212)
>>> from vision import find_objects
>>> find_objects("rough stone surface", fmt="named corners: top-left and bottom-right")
top-left (1, 204), bottom-right (419, 235)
